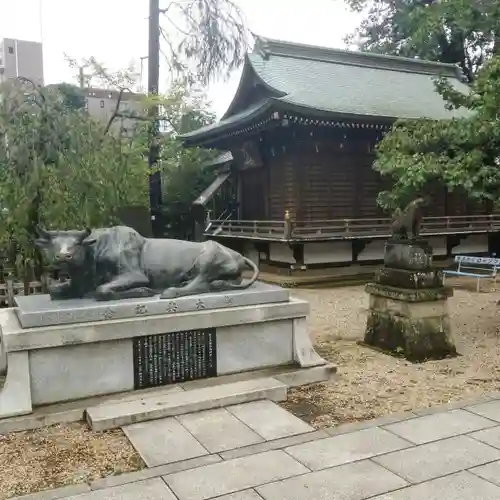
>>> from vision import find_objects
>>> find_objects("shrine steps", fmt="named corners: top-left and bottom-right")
top-left (0, 364), bottom-right (335, 434)
top-left (86, 377), bottom-right (288, 431)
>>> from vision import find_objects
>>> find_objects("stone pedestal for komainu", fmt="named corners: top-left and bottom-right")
top-left (0, 225), bottom-right (330, 420)
top-left (364, 200), bottom-right (457, 362)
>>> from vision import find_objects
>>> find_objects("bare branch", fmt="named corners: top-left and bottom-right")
top-left (103, 88), bottom-right (126, 136)
top-left (159, 0), bottom-right (250, 85)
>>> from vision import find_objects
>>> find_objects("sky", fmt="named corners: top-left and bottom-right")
top-left (0, 0), bottom-right (362, 117)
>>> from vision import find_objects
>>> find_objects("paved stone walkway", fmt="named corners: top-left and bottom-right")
top-left (14, 395), bottom-right (500, 500)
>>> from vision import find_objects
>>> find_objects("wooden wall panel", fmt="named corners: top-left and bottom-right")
top-left (268, 159), bottom-right (297, 220)
top-left (240, 166), bottom-right (268, 220)
top-left (354, 155), bottom-right (386, 218)
top-left (327, 156), bottom-right (357, 219)
top-left (259, 125), bottom-right (495, 223)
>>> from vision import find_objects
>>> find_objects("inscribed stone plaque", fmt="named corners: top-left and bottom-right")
top-left (384, 240), bottom-right (433, 271)
top-left (133, 328), bottom-right (217, 388)
top-left (15, 282), bottom-right (289, 328)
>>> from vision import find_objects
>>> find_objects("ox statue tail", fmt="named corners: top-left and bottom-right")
top-left (211, 257), bottom-right (260, 291)
top-left (237, 257), bottom-right (260, 289)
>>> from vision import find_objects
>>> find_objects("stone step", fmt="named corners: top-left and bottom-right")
top-left (86, 377), bottom-right (288, 431)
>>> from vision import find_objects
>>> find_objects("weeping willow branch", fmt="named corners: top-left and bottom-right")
top-left (159, 0), bottom-right (250, 84)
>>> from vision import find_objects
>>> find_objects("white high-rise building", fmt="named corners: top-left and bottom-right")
top-left (0, 38), bottom-right (44, 85)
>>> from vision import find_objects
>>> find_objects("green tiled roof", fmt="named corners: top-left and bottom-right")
top-left (182, 99), bottom-right (273, 141)
top-left (181, 36), bottom-right (471, 144)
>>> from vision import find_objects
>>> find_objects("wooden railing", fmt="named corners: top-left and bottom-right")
top-left (205, 219), bottom-right (288, 239)
top-left (204, 214), bottom-right (500, 241)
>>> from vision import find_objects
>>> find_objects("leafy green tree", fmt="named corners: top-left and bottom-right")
top-left (346, 0), bottom-right (500, 82)
top-left (156, 84), bottom-right (218, 238)
top-left (0, 78), bottom-right (150, 278)
top-left (373, 55), bottom-right (500, 210)
top-left (45, 83), bottom-right (87, 111)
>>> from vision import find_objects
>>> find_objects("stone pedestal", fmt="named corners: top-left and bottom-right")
top-left (0, 282), bottom-right (328, 419)
top-left (364, 239), bottom-right (457, 362)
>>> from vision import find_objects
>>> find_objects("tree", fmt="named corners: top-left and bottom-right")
top-left (159, 0), bottom-right (250, 85)
top-left (0, 78), bottom-right (150, 278)
top-left (64, 56), bottom-right (221, 239)
top-left (346, 0), bottom-right (500, 82)
top-left (45, 83), bottom-right (87, 111)
top-left (373, 55), bottom-right (500, 210)
top-left (156, 84), bottom-right (218, 239)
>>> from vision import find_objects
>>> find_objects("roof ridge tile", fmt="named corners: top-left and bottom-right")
top-left (253, 35), bottom-right (464, 79)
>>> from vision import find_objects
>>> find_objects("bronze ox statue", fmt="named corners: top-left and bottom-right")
top-left (34, 225), bottom-right (259, 301)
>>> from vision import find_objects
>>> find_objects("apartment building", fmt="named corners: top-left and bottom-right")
top-left (85, 88), bottom-right (146, 135)
top-left (0, 38), bottom-right (44, 85)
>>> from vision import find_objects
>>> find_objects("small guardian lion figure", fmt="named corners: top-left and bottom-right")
top-left (391, 197), bottom-right (427, 240)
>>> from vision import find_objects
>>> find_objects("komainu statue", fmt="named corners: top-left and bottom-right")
top-left (390, 198), bottom-right (427, 240)
top-left (34, 225), bottom-right (259, 301)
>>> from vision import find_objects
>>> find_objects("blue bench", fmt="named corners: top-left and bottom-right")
top-left (443, 255), bottom-right (500, 292)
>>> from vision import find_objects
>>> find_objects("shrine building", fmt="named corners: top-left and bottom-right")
top-left (180, 36), bottom-right (500, 269)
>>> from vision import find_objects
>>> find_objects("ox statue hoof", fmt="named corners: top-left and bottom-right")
top-left (160, 288), bottom-right (180, 299)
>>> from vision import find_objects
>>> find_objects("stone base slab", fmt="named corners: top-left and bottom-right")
top-left (364, 292), bottom-right (457, 362)
top-left (86, 377), bottom-right (289, 431)
top-left (0, 293), bottom-right (327, 418)
top-left (0, 363), bottom-right (336, 434)
top-left (0, 350), bottom-right (32, 418)
top-left (368, 292), bottom-right (449, 320)
top-left (14, 282), bottom-right (288, 328)
top-left (365, 283), bottom-right (453, 303)
top-left (375, 267), bottom-right (443, 290)
top-left (384, 239), bottom-right (433, 271)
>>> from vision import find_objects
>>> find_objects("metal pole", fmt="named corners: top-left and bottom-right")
top-left (148, 0), bottom-right (162, 236)
top-left (79, 67), bottom-right (85, 89)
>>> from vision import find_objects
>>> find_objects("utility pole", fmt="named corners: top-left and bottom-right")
top-left (148, 0), bottom-right (162, 237)
top-left (78, 67), bottom-right (85, 89)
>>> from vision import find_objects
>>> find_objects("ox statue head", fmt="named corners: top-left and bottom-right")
top-left (34, 225), bottom-right (94, 270)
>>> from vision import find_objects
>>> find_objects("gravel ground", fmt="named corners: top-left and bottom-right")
top-left (0, 423), bottom-right (143, 499)
top-left (283, 279), bottom-right (500, 428)
top-left (2, 278), bottom-right (500, 497)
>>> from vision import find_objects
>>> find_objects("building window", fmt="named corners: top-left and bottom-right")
top-left (100, 100), bottom-right (105, 108)
top-left (7, 47), bottom-right (14, 54)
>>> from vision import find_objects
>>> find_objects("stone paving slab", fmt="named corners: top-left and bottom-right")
top-left (325, 412), bottom-right (418, 436)
top-left (18, 393), bottom-right (500, 500)
top-left (382, 409), bottom-right (497, 444)
top-left (177, 408), bottom-right (264, 453)
top-left (123, 418), bottom-right (208, 467)
top-left (89, 455), bottom-right (221, 491)
top-left (469, 425), bottom-right (500, 449)
top-left (470, 460), bottom-right (500, 487)
top-left (285, 427), bottom-right (412, 471)
top-left (466, 400), bottom-right (500, 422)
top-left (10, 484), bottom-right (91, 500)
top-left (256, 459), bottom-right (408, 500)
top-left (163, 450), bottom-right (308, 500)
top-left (66, 478), bottom-right (176, 500)
top-left (87, 377), bottom-right (287, 431)
top-left (373, 435), bottom-right (500, 483)
top-left (219, 430), bottom-right (329, 461)
top-left (217, 491), bottom-right (263, 500)
top-left (226, 400), bottom-right (314, 440)
top-left (412, 395), bottom-right (495, 416)
top-left (371, 471), bottom-right (500, 500)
